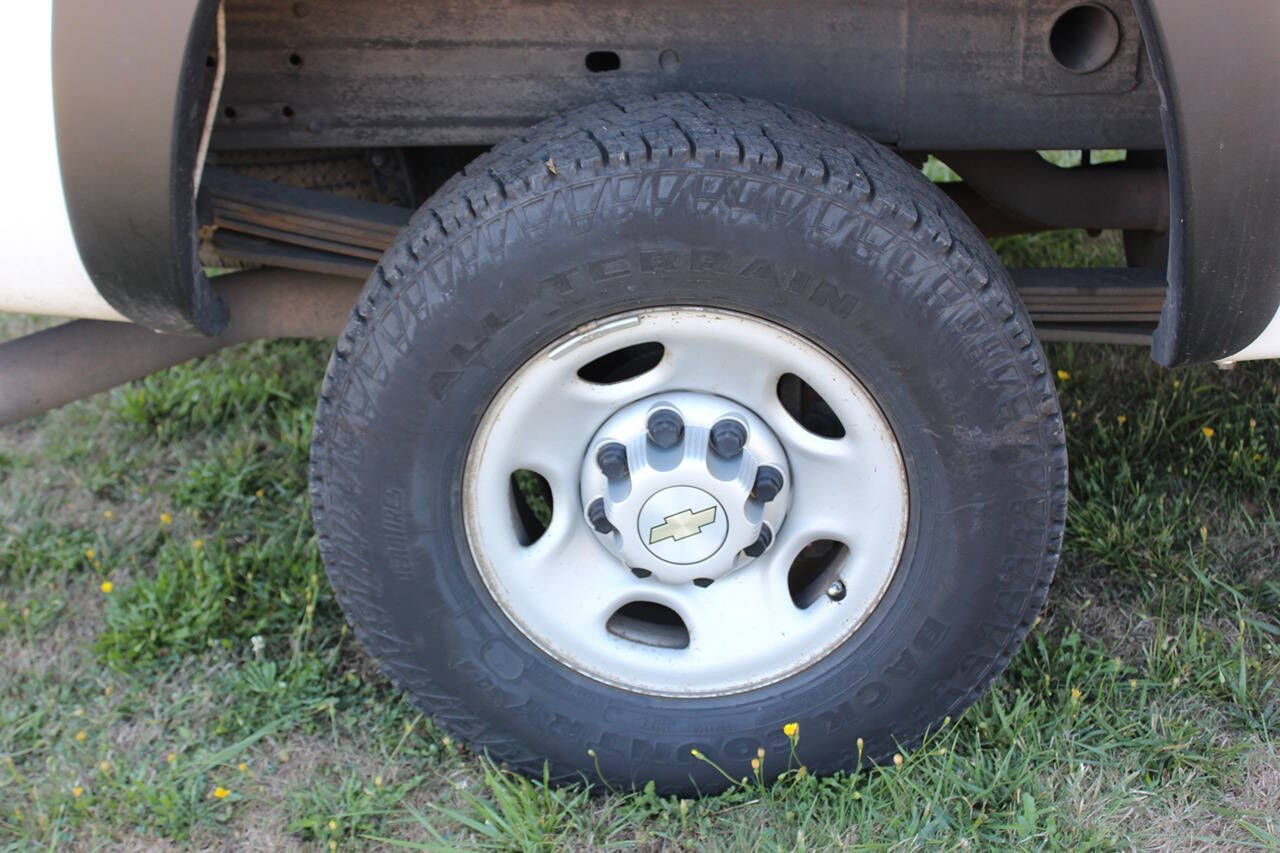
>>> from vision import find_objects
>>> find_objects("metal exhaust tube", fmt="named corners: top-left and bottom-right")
top-left (0, 269), bottom-right (361, 426)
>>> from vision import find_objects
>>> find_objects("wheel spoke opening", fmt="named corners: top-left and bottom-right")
top-left (510, 469), bottom-right (553, 545)
top-left (777, 373), bottom-right (845, 438)
top-left (606, 601), bottom-right (690, 649)
top-left (577, 341), bottom-right (665, 384)
top-left (788, 539), bottom-right (848, 609)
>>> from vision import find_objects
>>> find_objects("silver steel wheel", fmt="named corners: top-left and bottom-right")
top-left (464, 307), bottom-right (909, 697)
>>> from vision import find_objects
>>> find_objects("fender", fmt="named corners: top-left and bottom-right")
top-left (52, 0), bottom-right (226, 334)
top-left (1135, 1), bottom-right (1280, 364)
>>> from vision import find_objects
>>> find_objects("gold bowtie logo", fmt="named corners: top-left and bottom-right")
top-left (649, 506), bottom-right (717, 544)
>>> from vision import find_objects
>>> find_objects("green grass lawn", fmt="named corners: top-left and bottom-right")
top-left (1, 229), bottom-right (1278, 849)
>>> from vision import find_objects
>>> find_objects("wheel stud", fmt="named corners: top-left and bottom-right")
top-left (587, 498), bottom-right (613, 534)
top-left (709, 418), bottom-right (747, 458)
top-left (743, 524), bottom-right (773, 557)
top-left (646, 408), bottom-right (684, 449)
top-left (826, 579), bottom-right (847, 602)
top-left (596, 442), bottom-right (629, 480)
top-left (752, 466), bottom-right (785, 502)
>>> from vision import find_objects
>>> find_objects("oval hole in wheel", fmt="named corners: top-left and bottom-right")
top-left (607, 602), bottom-right (689, 649)
top-left (777, 373), bottom-right (845, 438)
top-left (788, 539), bottom-right (849, 609)
top-left (510, 470), bottom-right (552, 545)
top-left (577, 342), bottom-right (664, 384)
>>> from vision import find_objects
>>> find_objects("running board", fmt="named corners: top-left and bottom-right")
top-left (199, 171), bottom-right (1163, 345)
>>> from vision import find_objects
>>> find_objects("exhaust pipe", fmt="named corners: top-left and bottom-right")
top-left (0, 269), bottom-right (361, 426)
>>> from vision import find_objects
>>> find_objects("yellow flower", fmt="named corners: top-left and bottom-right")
top-left (1071, 688), bottom-right (1082, 703)
top-left (328, 819), bottom-right (338, 831)
top-left (98, 761), bottom-right (110, 774)
top-left (1129, 678), bottom-right (1138, 689)
top-left (103, 509), bottom-right (115, 520)
top-left (1202, 427), bottom-right (1215, 439)
top-left (160, 512), bottom-right (173, 525)
top-left (255, 489), bottom-right (265, 499)
top-left (72, 786), bottom-right (83, 798)
top-left (783, 722), bottom-right (799, 738)
top-left (74, 730), bottom-right (87, 743)
top-left (1056, 370), bottom-right (1070, 381)
top-left (238, 762), bottom-right (248, 773)
top-left (85, 548), bottom-right (95, 560)
top-left (167, 752), bottom-right (176, 764)
top-left (374, 774), bottom-right (383, 788)
top-left (99, 581), bottom-right (113, 594)
top-left (1116, 415), bottom-right (1127, 424)
top-left (750, 758), bottom-right (760, 771)
top-left (213, 786), bottom-right (230, 799)
top-left (193, 539), bottom-right (204, 550)
top-left (690, 748), bottom-right (701, 758)
top-left (893, 753), bottom-right (904, 767)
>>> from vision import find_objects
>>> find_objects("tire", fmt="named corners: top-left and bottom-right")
top-left (310, 92), bottom-right (1067, 795)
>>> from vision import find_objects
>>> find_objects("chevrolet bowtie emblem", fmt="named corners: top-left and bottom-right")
top-left (649, 506), bottom-right (718, 544)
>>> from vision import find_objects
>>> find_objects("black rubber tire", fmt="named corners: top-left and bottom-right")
top-left (310, 93), bottom-right (1067, 796)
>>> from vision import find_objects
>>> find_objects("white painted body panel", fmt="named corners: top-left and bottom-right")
top-left (0, 2), bottom-right (124, 322)
top-left (1219, 302), bottom-right (1280, 363)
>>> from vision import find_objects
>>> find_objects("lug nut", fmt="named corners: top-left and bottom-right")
top-left (752, 466), bottom-right (785, 502)
top-left (826, 579), bottom-right (847, 601)
top-left (743, 524), bottom-right (773, 558)
top-left (646, 408), bottom-right (684, 449)
top-left (596, 442), bottom-right (629, 480)
top-left (709, 418), bottom-right (747, 458)
top-left (587, 498), bottom-right (613, 534)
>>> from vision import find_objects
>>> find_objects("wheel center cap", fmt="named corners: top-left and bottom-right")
top-left (579, 391), bottom-right (792, 585)
top-left (638, 486), bottom-right (728, 565)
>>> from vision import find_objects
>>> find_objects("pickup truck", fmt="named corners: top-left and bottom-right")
top-left (1, 0), bottom-right (1276, 795)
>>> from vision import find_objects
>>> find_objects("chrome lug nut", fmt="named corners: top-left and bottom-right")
top-left (708, 418), bottom-right (747, 458)
top-left (752, 466), bottom-right (785, 502)
top-left (743, 524), bottom-right (773, 557)
top-left (646, 408), bottom-right (684, 449)
top-left (587, 498), bottom-right (613, 534)
top-left (596, 442), bottom-right (629, 480)
top-left (826, 579), bottom-right (847, 601)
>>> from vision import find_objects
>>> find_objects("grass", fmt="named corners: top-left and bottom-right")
top-left (1, 227), bottom-right (1278, 849)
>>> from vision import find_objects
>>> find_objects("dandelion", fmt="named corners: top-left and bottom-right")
top-left (751, 758), bottom-right (760, 771)
top-left (783, 722), bottom-right (799, 738)
top-left (255, 488), bottom-right (265, 499)
top-left (1071, 688), bottom-right (1082, 703)
top-left (213, 786), bottom-right (230, 799)
top-left (167, 752), bottom-right (176, 764)
top-left (1116, 415), bottom-right (1127, 424)
top-left (329, 819), bottom-right (338, 831)
top-left (238, 762), bottom-right (248, 773)
top-left (72, 786), bottom-right (83, 798)
top-left (690, 748), bottom-right (701, 758)
top-left (103, 509), bottom-right (115, 520)
top-left (160, 512), bottom-right (173, 525)
top-left (893, 753), bottom-right (904, 767)
top-left (85, 548), bottom-right (95, 560)
top-left (74, 730), bottom-right (87, 744)
top-left (99, 581), bottom-right (113, 594)
top-left (1202, 426), bottom-right (1215, 439)
top-left (1056, 369), bottom-right (1070, 381)
top-left (1130, 678), bottom-right (1138, 689)
top-left (192, 539), bottom-right (204, 550)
